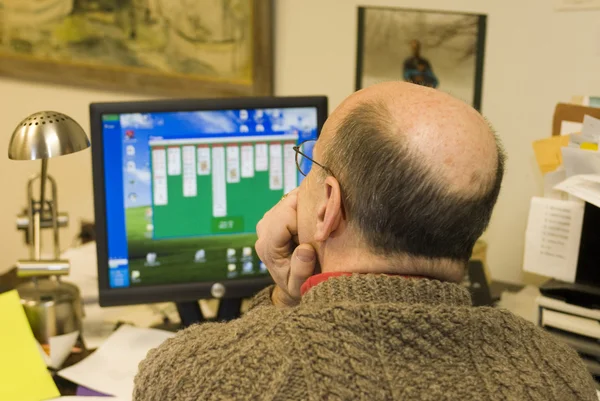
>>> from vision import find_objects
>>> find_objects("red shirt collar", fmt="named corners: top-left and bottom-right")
top-left (300, 272), bottom-right (427, 296)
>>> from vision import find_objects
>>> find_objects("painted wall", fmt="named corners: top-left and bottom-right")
top-left (1, 0), bottom-right (599, 283)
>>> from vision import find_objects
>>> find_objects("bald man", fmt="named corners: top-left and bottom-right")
top-left (133, 83), bottom-right (597, 401)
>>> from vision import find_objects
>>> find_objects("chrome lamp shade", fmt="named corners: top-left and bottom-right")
top-left (8, 111), bottom-right (90, 277)
top-left (8, 111), bottom-right (90, 160)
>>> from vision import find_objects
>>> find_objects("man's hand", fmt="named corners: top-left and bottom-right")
top-left (255, 190), bottom-right (316, 308)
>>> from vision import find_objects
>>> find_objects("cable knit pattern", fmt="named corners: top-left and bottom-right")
top-left (133, 275), bottom-right (597, 401)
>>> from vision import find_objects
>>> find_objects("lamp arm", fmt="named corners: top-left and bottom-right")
top-left (40, 159), bottom-right (48, 211)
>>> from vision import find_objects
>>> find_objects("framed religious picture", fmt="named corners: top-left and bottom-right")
top-left (356, 7), bottom-right (487, 111)
top-left (0, 0), bottom-right (273, 97)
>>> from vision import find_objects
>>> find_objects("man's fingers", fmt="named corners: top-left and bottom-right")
top-left (287, 244), bottom-right (317, 300)
top-left (281, 188), bottom-right (299, 210)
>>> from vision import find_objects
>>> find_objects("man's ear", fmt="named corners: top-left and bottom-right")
top-left (314, 176), bottom-right (344, 242)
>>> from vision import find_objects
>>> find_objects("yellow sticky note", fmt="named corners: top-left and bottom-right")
top-left (532, 135), bottom-right (570, 174)
top-left (581, 142), bottom-right (599, 151)
top-left (0, 290), bottom-right (60, 401)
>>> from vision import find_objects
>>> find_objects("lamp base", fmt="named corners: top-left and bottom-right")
top-left (17, 260), bottom-right (70, 277)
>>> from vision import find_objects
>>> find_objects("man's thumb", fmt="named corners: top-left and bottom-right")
top-left (288, 244), bottom-right (317, 299)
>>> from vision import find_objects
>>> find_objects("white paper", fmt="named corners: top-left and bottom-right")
top-left (570, 116), bottom-right (600, 148)
top-left (48, 331), bottom-right (79, 369)
top-left (58, 325), bottom-right (174, 399)
top-left (555, 174), bottom-right (600, 209)
top-left (582, 115), bottom-right (600, 141)
top-left (212, 146), bottom-right (227, 217)
top-left (561, 121), bottom-right (583, 135)
top-left (562, 146), bottom-right (600, 177)
top-left (255, 143), bottom-right (268, 171)
top-left (523, 197), bottom-right (584, 283)
top-left (167, 147), bottom-right (181, 176)
top-left (81, 302), bottom-right (180, 350)
top-left (182, 146), bottom-right (197, 197)
top-left (544, 168), bottom-right (568, 200)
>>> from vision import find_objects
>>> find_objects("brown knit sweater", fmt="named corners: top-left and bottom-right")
top-left (133, 275), bottom-right (597, 400)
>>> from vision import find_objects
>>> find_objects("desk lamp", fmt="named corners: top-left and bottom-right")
top-left (9, 111), bottom-right (90, 350)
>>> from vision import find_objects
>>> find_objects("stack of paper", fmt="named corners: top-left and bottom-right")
top-left (532, 115), bottom-right (600, 176)
top-left (0, 290), bottom-right (60, 401)
top-left (58, 325), bottom-right (174, 399)
top-left (526, 113), bottom-right (600, 281)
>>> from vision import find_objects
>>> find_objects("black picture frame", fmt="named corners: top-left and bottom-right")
top-left (356, 7), bottom-right (487, 111)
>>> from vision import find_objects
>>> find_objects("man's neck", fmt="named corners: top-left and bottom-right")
top-left (317, 239), bottom-right (465, 283)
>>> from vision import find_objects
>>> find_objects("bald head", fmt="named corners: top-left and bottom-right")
top-left (323, 82), bottom-right (499, 199)
top-left (318, 81), bottom-right (505, 267)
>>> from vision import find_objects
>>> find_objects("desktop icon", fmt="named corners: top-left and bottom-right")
top-left (256, 124), bottom-right (264, 132)
top-left (127, 161), bottom-right (136, 172)
top-left (255, 110), bottom-right (264, 120)
top-left (126, 145), bottom-right (135, 156)
top-left (240, 125), bottom-right (249, 133)
top-left (146, 223), bottom-right (153, 232)
top-left (145, 253), bottom-right (159, 267)
top-left (240, 110), bottom-right (248, 120)
top-left (128, 193), bottom-right (137, 203)
top-left (131, 270), bottom-right (141, 282)
top-left (227, 248), bottom-right (236, 260)
top-left (227, 263), bottom-right (237, 272)
top-left (242, 247), bottom-right (252, 258)
top-left (195, 249), bottom-right (206, 263)
top-left (259, 262), bottom-right (267, 272)
top-left (125, 130), bottom-right (135, 140)
top-left (242, 262), bottom-right (254, 274)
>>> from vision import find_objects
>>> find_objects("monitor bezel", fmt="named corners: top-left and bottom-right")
top-left (91, 96), bottom-right (328, 307)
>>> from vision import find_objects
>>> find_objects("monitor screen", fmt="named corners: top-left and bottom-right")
top-left (92, 97), bottom-right (328, 306)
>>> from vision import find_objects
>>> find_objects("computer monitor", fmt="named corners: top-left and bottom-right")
top-left (91, 96), bottom-right (328, 324)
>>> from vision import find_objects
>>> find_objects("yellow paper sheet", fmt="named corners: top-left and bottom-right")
top-left (0, 290), bottom-right (60, 401)
top-left (532, 135), bottom-right (570, 174)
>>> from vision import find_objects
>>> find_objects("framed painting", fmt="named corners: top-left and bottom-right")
top-left (356, 7), bottom-right (487, 111)
top-left (0, 0), bottom-right (273, 97)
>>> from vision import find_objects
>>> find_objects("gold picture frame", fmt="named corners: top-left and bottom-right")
top-left (0, 0), bottom-right (273, 97)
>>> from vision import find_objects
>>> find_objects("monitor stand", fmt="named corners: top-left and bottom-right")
top-left (152, 299), bottom-right (244, 332)
top-left (177, 301), bottom-right (205, 328)
top-left (217, 298), bottom-right (243, 322)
